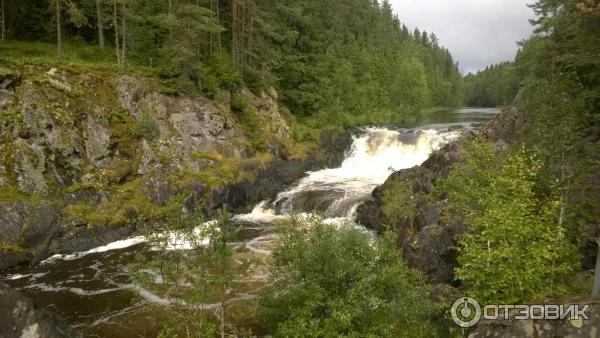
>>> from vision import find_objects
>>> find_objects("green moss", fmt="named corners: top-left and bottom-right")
top-left (65, 177), bottom-right (175, 226)
top-left (0, 41), bottom-right (152, 74)
top-left (230, 95), bottom-right (269, 154)
top-left (192, 151), bottom-right (224, 163)
top-left (63, 182), bottom-right (103, 194)
top-left (0, 185), bottom-right (42, 203)
top-left (132, 111), bottom-right (158, 140)
top-left (0, 242), bottom-right (27, 254)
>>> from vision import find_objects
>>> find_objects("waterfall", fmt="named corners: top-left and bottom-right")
top-left (237, 126), bottom-right (459, 222)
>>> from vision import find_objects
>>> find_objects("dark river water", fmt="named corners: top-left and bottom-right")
top-left (1, 107), bottom-right (500, 337)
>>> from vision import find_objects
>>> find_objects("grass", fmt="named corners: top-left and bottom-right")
top-left (0, 184), bottom-right (43, 204)
top-left (0, 40), bottom-right (147, 73)
top-left (65, 177), bottom-right (180, 226)
top-left (0, 242), bottom-right (27, 254)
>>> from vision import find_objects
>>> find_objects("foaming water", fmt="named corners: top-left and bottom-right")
top-left (35, 126), bottom-right (460, 264)
top-left (0, 122), bottom-right (483, 337)
top-left (255, 127), bottom-right (459, 220)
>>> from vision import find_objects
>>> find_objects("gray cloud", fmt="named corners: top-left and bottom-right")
top-left (388, 0), bottom-right (536, 74)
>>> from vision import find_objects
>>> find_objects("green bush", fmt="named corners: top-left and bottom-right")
top-left (259, 217), bottom-right (437, 337)
top-left (132, 111), bottom-right (158, 140)
top-left (381, 179), bottom-right (417, 235)
top-left (440, 141), bottom-right (580, 304)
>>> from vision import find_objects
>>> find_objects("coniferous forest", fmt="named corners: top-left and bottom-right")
top-left (0, 0), bottom-right (599, 337)
top-left (1, 0), bottom-right (463, 126)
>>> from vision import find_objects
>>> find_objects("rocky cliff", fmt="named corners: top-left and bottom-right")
top-left (355, 105), bottom-right (527, 284)
top-left (0, 65), bottom-right (351, 270)
top-left (0, 282), bottom-right (77, 338)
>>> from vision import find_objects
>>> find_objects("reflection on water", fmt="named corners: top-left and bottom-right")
top-left (401, 107), bottom-right (501, 129)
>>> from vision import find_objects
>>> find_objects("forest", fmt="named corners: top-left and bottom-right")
top-left (0, 0), bottom-right (463, 127)
top-left (0, 0), bottom-right (599, 337)
top-left (463, 62), bottom-right (521, 107)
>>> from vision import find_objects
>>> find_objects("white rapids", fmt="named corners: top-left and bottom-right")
top-left (35, 126), bottom-right (460, 263)
top-left (238, 126), bottom-right (459, 223)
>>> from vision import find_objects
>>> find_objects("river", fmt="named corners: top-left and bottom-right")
top-left (0, 107), bottom-right (500, 337)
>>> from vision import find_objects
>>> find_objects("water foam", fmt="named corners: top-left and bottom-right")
top-left (36, 127), bottom-right (458, 264)
top-left (255, 127), bottom-right (458, 220)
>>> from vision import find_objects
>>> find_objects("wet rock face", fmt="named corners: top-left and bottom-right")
top-left (0, 67), bottom-right (21, 109)
top-left (0, 200), bottom-right (61, 268)
top-left (199, 128), bottom-right (354, 218)
top-left (0, 282), bottom-right (78, 338)
top-left (355, 111), bottom-right (524, 284)
top-left (0, 65), bottom-right (353, 271)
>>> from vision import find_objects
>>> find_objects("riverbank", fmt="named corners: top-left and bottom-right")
top-left (0, 63), bottom-right (356, 271)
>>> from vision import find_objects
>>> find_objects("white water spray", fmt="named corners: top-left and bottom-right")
top-left (256, 127), bottom-right (459, 220)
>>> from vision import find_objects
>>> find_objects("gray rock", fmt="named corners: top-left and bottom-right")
top-left (0, 67), bottom-right (22, 91)
top-left (143, 176), bottom-right (172, 206)
top-left (404, 224), bottom-right (457, 284)
top-left (0, 201), bottom-right (28, 245)
top-left (137, 140), bottom-right (161, 175)
top-left (23, 201), bottom-right (60, 263)
top-left (115, 75), bottom-right (144, 117)
top-left (0, 88), bottom-right (12, 108)
top-left (13, 139), bottom-right (48, 194)
top-left (181, 180), bottom-right (209, 216)
top-left (0, 282), bottom-right (78, 338)
top-left (355, 110), bottom-right (524, 284)
top-left (47, 224), bottom-right (136, 255)
top-left (83, 115), bottom-right (110, 163)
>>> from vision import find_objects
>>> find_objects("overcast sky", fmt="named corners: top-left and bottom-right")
top-left (388, 0), bottom-right (536, 74)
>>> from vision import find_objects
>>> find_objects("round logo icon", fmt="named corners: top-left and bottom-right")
top-left (451, 297), bottom-right (481, 328)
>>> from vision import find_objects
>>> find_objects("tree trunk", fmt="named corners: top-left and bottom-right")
top-left (209, 0), bottom-right (213, 55)
top-left (216, 0), bottom-right (221, 53)
top-left (594, 241), bottom-right (600, 298)
top-left (220, 289), bottom-right (225, 338)
top-left (232, 0), bottom-right (238, 67)
top-left (121, 1), bottom-right (127, 66)
top-left (168, 0), bottom-right (172, 41)
top-left (113, 1), bottom-right (120, 65)
top-left (56, 0), bottom-right (63, 57)
top-left (96, 0), bottom-right (105, 48)
top-left (1, 0), bottom-right (5, 43)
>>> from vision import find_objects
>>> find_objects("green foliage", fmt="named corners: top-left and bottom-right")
top-left (0, 41), bottom-right (124, 71)
top-left (463, 62), bottom-right (522, 107)
top-left (515, 0), bottom-right (600, 252)
top-left (440, 141), bottom-right (580, 304)
top-left (230, 95), bottom-right (268, 153)
top-left (131, 207), bottom-right (252, 337)
top-left (64, 178), bottom-right (173, 226)
top-left (259, 217), bottom-right (437, 337)
top-left (381, 179), bottom-right (417, 234)
top-left (2, 0), bottom-right (463, 126)
top-left (132, 111), bottom-right (158, 140)
top-left (199, 54), bottom-right (243, 95)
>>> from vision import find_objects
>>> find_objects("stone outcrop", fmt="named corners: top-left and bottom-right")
top-left (356, 105), bottom-right (525, 284)
top-left (0, 65), bottom-right (353, 271)
top-left (0, 282), bottom-right (78, 337)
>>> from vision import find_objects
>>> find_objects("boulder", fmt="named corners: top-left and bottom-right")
top-left (355, 110), bottom-right (523, 284)
top-left (83, 115), bottom-right (110, 163)
top-left (143, 176), bottom-right (172, 207)
top-left (0, 282), bottom-right (77, 338)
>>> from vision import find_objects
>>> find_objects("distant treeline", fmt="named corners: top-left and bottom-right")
top-left (0, 0), bottom-right (463, 125)
top-left (463, 61), bottom-right (522, 107)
